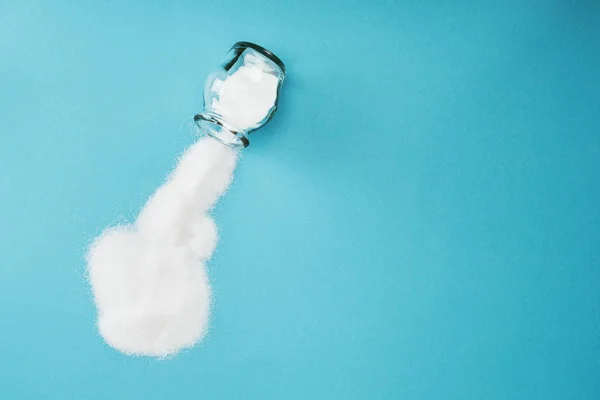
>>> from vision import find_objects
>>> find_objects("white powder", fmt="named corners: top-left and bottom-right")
top-left (87, 137), bottom-right (238, 357)
top-left (211, 52), bottom-right (280, 130)
top-left (87, 51), bottom-right (280, 358)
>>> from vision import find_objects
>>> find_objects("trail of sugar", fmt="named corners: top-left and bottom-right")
top-left (87, 137), bottom-right (238, 357)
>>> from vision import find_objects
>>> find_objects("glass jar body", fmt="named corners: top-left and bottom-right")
top-left (194, 42), bottom-right (285, 148)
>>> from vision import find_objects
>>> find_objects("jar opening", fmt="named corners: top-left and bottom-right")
top-left (194, 113), bottom-right (249, 148)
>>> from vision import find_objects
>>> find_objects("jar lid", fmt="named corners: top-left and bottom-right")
top-left (233, 41), bottom-right (286, 74)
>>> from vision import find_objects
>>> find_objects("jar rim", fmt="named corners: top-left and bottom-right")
top-left (233, 41), bottom-right (286, 75)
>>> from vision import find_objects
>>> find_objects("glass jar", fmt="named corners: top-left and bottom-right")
top-left (194, 42), bottom-right (286, 148)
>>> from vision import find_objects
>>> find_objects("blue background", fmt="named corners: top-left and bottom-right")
top-left (1, 0), bottom-right (599, 398)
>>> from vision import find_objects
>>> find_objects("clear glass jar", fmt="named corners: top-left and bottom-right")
top-left (194, 42), bottom-right (286, 148)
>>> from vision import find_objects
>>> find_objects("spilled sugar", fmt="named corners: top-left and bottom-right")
top-left (87, 50), bottom-right (279, 357)
top-left (87, 137), bottom-right (239, 357)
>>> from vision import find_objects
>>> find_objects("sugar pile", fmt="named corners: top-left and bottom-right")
top-left (87, 138), bottom-right (238, 357)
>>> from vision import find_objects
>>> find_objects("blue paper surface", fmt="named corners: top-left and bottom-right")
top-left (1, 1), bottom-right (599, 398)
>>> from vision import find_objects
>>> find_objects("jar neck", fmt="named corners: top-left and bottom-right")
top-left (193, 112), bottom-right (249, 148)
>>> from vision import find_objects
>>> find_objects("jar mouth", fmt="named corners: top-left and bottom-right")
top-left (194, 113), bottom-right (249, 148)
top-left (232, 41), bottom-right (286, 75)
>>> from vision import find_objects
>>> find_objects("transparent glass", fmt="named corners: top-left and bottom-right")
top-left (194, 42), bottom-right (286, 148)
